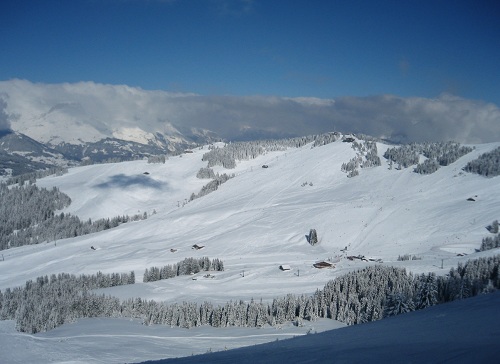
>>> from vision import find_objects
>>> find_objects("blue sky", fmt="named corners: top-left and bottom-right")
top-left (1, 0), bottom-right (499, 104)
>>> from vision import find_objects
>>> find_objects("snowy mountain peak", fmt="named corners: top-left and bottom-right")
top-left (112, 127), bottom-right (157, 145)
top-left (0, 79), bottom-right (220, 153)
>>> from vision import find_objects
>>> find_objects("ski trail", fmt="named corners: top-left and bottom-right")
top-left (348, 169), bottom-right (414, 254)
top-left (27, 332), bottom-right (307, 342)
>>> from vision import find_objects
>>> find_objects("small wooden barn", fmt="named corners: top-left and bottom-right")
top-left (313, 261), bottom-right (334, 269)
top-left (279, 264), bottom-right (291, 271)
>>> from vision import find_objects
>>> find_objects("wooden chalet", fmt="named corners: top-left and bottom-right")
top-left (313, 261), bottom-right (334, 269)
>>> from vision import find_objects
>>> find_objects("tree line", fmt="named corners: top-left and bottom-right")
top-left (5, 167), bottom-right (69, 186)
top-left (1, 255), bottom-right (499, 334)
top-left (0, 182), bottom-right (147, 251)
top-left (463, 146), bottom-right (500, 177)
top-left (384, 141), bottom-right (473, 174)
top-left (143, 257), bottom-right (224, 282)
top-left (189, 173), bottom-right (235, 202)
top-left (0, 271), bottom-right (134, 333)
top-left (200, 132), bottom-right (346, 170)
top-left (341, 140), bottom-right (381, 177)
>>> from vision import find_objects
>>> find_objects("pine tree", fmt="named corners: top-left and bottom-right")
top-left (308, 229), bottom-right (318, 245)
top-left (415, 273), bottom-right (438, 309)
top-left (489, 220), bottom-right (499, 234)
top-left (383, 292), bottom-right (414, 317)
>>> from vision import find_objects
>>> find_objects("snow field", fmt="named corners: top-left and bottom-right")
top-left (1, 139), bottom-right (500, 363)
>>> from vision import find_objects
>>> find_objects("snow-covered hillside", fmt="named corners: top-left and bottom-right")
top-left (0, 291), bottom-right (498, 363)
top-left (148, 290), bottom-right (500, 364)
top-left (1, 138), bottom-right (499, 362)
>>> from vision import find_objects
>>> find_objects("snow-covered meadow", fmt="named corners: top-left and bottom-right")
top-left (1, 139), bottom-right (499, 363)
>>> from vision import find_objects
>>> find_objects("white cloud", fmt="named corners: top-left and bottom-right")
top-left (0, 96), bottom-right (11, 132)
top-left (1, 79), bottom-right (499, 144)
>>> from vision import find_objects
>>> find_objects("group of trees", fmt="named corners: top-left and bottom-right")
top-left (311, 132), bottom-right (342, 147)
top-left (202, 143), bottom-right (265, 169)
top-left (198, 133), bottom-right (380, 180)
top-left (351, 140), bottom-right (382, 168)
top-left (147, 155), bottom-right (167, 164)
top-left (5, 167), bottom-right (69, 186)
top-left (397, 254), bottom-right (422, 261)
top-left (487, 220), bottom-right (499, 234)
top-left (384, 144), bottom-right (421, 169)
top-left (463, 146), bottom-right (500, 177)
top-left (189, 173), bottom-right (235, 202)
top-left (200, 132), bottom-right (347, 170)
top-left (0, 271), bottom-right (134, 333)
top-left (196, 167), bottom-right (216, 179)
top-left (0, 182), bottom-right (148, 251)
top-left (143, 257), bottom-right (225, 283)
top-left (341, 140), bottom-right (381, 177)
top-left (2, 255), bottom-right (499, 334)
top-left (384, 142), bottom-right (473, 174)
top-left (478, 220), bottom-right (500, 251)
top-left (0, 183), bottom-right (71, 250)
top-left (413, 158), bottom-right (440, 175)
top-left (341, 156), bottom-right (362, 178)
top-left (420, 142), bottom-right (473, 166)
top-left (79, 270), bottom-right (136, 288)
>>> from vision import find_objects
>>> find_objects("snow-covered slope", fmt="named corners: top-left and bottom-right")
top-left (11, 140), bottom-right (495, 295)
top-left (0, 273), bottom-right (498, 363)
top-left (1, 139), bottom-right (499, 362)
top-left (145, 290), bottom-right (500, 364)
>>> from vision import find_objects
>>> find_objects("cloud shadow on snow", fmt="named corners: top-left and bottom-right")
top-left (94, 174), bottom-right (167, 190)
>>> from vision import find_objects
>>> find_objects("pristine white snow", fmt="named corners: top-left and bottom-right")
top-left (0, 318), bottom-right (344, 363)
top-left (1, 139), bottom-right (500, 363)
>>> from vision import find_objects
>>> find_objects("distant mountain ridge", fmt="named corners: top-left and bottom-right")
top-left (0, 128), bottom-right (222, 178)
top-left (0, 79), bottom-right (222, 149)
top-left (0, 80), bottom-right (224, 176)
top-left (0, 129), bottom-right (219, 177)
top-left (0, 131), bottom-right (71, 176)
